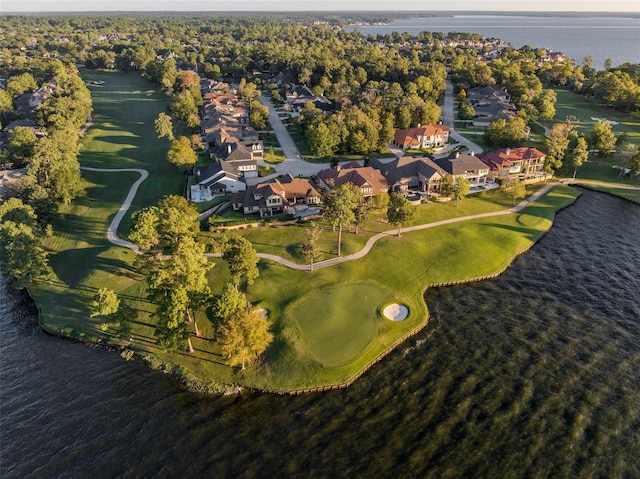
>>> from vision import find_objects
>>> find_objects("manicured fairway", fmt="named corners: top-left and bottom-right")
top-left (290, 282), bottom-right (389, 367)
top-left (553, 88), bottom-right (640, 147)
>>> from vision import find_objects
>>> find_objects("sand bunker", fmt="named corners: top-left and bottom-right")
top-left (383, 304), bottom-right (408, 321)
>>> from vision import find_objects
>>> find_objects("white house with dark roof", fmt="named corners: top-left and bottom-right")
top-left (191, 160), bottom-right (255, 202)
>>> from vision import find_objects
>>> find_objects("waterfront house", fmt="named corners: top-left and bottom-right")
top-left (481, 147), bottom-right (547, 183)
top-left (434, 152), bottom-right (491, 186)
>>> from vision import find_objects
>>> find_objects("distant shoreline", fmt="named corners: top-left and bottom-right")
top-left (3, 11), bottom-right (640, 19)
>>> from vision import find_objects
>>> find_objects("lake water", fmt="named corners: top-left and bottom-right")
top-left (1, 189), bottom-right (639, 477)
top-left (347, 15), bottom-right (640, 68)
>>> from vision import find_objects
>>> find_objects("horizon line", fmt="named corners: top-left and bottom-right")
top-left (2, 9), bottom-right (639, 14)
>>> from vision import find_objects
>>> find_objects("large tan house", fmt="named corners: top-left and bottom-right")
top-left (231, 174), bottom-right (321, 217)
top-left (316, 162), bottom-right (389, 197)
top-left (481, 147), bottom-right (547, 183)
top-left (393, 124), bottom-right (450, 150)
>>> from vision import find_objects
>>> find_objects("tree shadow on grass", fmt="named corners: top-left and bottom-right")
top-left (93, 255), bottom-right (140, 281)
top-left (480, 222), bottom-right (547, 242)
top-left (49, 247), bottom-right (110, 288)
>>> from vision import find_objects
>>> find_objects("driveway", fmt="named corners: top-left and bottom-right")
top-left (259, 96), bottom-right (326, 177)
top-left (442, 81), bottom-right (484, 154)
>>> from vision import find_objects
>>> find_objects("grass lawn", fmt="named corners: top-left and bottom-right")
top-left (32, 70), bottom-right (181, 334)
top-left (552, 88), bottom-right (640, 147)
top-left (290, 281), bottom-right (387, 367)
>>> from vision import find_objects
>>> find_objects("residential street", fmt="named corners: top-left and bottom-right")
top-left (258, 95), bottom-right (326, 178)
top-left (442, 81), bottom-right (484, 154)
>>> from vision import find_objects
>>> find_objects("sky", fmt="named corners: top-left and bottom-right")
top-left (1, 0), bottom-right (639, 13)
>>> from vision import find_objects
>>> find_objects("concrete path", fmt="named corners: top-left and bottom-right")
top-left (80, 166), bottom-right (147, 253)
top-left (442, 81), bottom-right (484, 154)
top-left (304, 182), bottom-right (557, 271)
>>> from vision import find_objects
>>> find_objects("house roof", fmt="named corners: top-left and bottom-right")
top-left (371, 155), bottom-right (446, 185)
top-left (393, 124), bottom-right (450, 148)
top-left (196, 158), bottom-right (258, 186)
top-left (231, 175), bottom-right (319, 209)
top-left (435, 153), bottom-right (489, 176)
top-left (467, 86), bottom-right (510, 103)
top-left (481, 147), bottom-right (546, 169)
top-left (211, 142), bottom-right (261, 162)
top-left (2, 118), bottom-right (39, 132)
top-left (317, 164), bottom-right (388, 194)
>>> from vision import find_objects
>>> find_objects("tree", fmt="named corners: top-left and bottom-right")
top-left (6, 126), bottom-right (37, 167)
top-left (170, 90), bottom-right (198, 125)
top-left (0, 198), bottom-right (51, 289)
top-left (7, 72), bottom-right (37, 97)
top-left (570, 136), bottom-right (589, 179)
top-left (249, 100), bottom-right (269, 130)
top-left (130, 196), bottom-right (199, 254)
top-left (372, 190), bottom-right (390, 222)
top-left (29, 128), bottom-right (82, 204)
top-left (218, 308), bottom-right (273, 370)
top-left (222, 235), bottom-right (260, 289)
top-left (624, 151), bottom-right (640, 178)
top-left (509, 179), bottom-right (526, 206)
top-left (17, 175), bottom-right (57, 224)
top-left (211, 282), bottom-right (248, 328)
top-left (148, 236), bottom-right (213, 351)
top-left (545, 122), bottom-right (575, 174)
top-left (154, 112), bottom-right (174, 141)
top-left (451, 177), bottom-right (472, 206)
top-left (129, 206), bottom-right (161, 254)
top-left (352, 195), bottom-right (371, 234)
top-left (387, 193), bottom-right (416, 236)
top-left (307, 121), bottom-right (340, 158)
top-left (458, 101), bottom-right (476, 120)
top-left (322, 183), bottom-right (360, 256)
top-left (301, 222), bottom-right (323, 271)
top-left (590, 120), bottom-right (617, 163)
top-left (90, 288), bottom-right (120, 318)
top-left (167, 136), bottom-right (197, 173)
top-left (485, 117), bottom-right (527, 147)
top-left (0, 90), bottom-right (13, 118)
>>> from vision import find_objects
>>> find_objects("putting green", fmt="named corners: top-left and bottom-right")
top-left (291, 282), bottom-right (388, 367)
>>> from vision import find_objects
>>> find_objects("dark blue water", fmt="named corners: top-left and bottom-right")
top-left (348, 15), bottom-right (640, 68)
top-left (1, 189), bottom-right (639, 478)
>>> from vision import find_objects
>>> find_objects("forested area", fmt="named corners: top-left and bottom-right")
top-left (2, 15), bottom-right (638, 160)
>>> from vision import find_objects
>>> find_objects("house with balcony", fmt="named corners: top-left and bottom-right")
top-left (481, 147), bottom-right (547, 183)
top-left (231, 174), bottom-right (321, 217)
top-left (393, 124), bottom-right (450, 150)
top-left (434, 152), bottom-right (491, 186)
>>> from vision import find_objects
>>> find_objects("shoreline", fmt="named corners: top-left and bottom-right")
top-left (25, 185), bottom-right (584, 396)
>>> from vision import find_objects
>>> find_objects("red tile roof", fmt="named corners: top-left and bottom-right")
top-left (393, 124), bottom-right (450, 148)
top-left (482, 147), bottom-right (546, 169)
